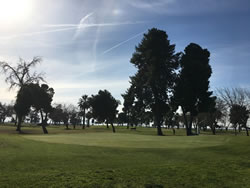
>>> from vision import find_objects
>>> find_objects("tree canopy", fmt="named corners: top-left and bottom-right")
top-left (129, 28), bottom-right (180, 135)
top-left (173, 43), bottom-right (214, 135)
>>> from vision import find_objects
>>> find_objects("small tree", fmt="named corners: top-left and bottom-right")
top-left (229, 104), bottom-right (249, 136)
top-left (14, 83), bottom-right (54, 134)
top-left (89, 90), bottom-right (119, 133)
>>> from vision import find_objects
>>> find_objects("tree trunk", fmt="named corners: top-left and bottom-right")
top-left (212, 126), bottom-right (216, 135)
top-left (246, 127), bottom-right (249, 136)
top-left (106, 121), bottom-right (109, 128)
top-left (182, 108), bottom-right (190, 136)
top-left (154, 115), bottom-right (163, 136)
top-left (16, 115), bottom-right (22, 132)
top-left (187, 115), bottom-right (193, 136)
top-left (41, 124), bottom-right (48, 134)
top-left (40, 110), bottom-right (48, 134)
top-left (111, 122), bottom-right (116, 133)
top-left (82, 118), bottom-right (85, 129)
top-left (87, 119), bottom-right (90, 127)
top-left (234, 126), bottom-right (237, 136)
top-left (238, 125), bottom-right (242, 133)
top-left (66, 123), bottom-right (69, 130)
top-left (83, 109), bottom-right (86, 128)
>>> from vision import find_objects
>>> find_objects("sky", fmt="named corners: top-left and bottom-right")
top-left (0, 0), bottom-right (250, 108)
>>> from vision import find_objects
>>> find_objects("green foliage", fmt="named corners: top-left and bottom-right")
top-left (14, 83), bottom-right (54, 133)
top-left (230, 104), bottom-right (249, 136)
top-left (89, 90), bottom-right (119, 132)
top-left (129, 28), bottom-right (180, 135)
top-left (174, 43), bottom-right (214, 135)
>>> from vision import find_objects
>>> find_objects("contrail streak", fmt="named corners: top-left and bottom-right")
top-left (101, 30), bottom-right (146, 56)
top-left (0, 27), bottom-right (76, 40)
top-left (43, 21), bottom-right (144, 28)
top-left (0, 22), bottom-right (144, 40)
top-left (73, 12), bottom-right (94, 40)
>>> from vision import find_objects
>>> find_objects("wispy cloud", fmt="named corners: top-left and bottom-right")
top-left (0, 22), bottom-right (144, 41)
top-left (101, 30), bottom-right (146, 55)
top-left (73, 12), bottom-right (94, 40)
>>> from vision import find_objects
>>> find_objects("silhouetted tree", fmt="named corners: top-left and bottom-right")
top-left (0, 57), bottom-right (45, 90)
top-left (89, 90), bottom-right (119, 133)
top-left (217, 87), bottom-right (250, 133)
top-left (14, 85), bottom-right (33, 132)
top-left (49, 104), bottom-right (64, 125)
top-left (29, 84), bottom-right (54, 134)
top-left (14, 83), bottom-right (54, 133)
top-left (0, 57), bottom-right (45, 131)
top-left (230, 104), bottom-right (249, 136)
top-left (0, 103), bottom-right (14, 123)
top-left (122, 87), bottom-right (135, 129)
top-left (129, 28), bottom-right (180, 135)
top-left (78, 95), bottom-right (90, 129)
top-left (173, 43), bottom-right (214, 136)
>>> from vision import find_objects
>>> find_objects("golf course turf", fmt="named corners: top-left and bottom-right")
top-left (0, 125), bottom-right (250, 187)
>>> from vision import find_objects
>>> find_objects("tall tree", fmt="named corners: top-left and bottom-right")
top-left (78, 95), bottom-right (90, 129)
top-left (173, 43), bottom-right (214, 136)
top-left (89, 90), bottom-right (119, 133)
top-left (129, 28), bottom-right (179, 135)
top-left (0, 57), bottom-right (45, 132)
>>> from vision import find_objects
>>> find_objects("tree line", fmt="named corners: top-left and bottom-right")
top-left (0, 28), bottom-right (249, 136)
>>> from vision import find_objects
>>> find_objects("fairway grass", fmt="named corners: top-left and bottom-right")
top-left (0, 125), bottom-right (250, 187)
top-left (23, 133), bottom-right (229, 149)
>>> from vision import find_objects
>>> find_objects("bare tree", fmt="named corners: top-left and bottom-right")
top-left (216, 88), bottom-right (250, 108)
top-left (0, 57), bottom-right (46, 132)
top-left (216, 88), bottom-right (250, 135)
top-left (0, 57), bottom-right (45, 90)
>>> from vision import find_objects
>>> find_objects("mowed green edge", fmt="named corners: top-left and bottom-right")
top-left (0, 126), bottom-right (250, 188)
top-left (23, 133), bottom-right (228, 149)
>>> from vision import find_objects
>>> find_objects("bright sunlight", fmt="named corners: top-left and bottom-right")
top-left (0, 0), bottom-right (32, 24)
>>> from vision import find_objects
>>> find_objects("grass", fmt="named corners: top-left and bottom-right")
top-left (0, 125), bottom-right (250, 187)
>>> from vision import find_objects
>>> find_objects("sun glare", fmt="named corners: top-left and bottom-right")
top-left (0, 0), bottom-right (32, 24)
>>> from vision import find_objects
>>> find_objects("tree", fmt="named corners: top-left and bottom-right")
top-left (0, 103), bottom-right (14, 123)
top-left (14, 83), bottom-right (54, 134)
top-left (122, 87), bottom-right (135, 129)
top-left (89, 90), bottom-right (119, 133)
top-left (31, 84), bottom-right (54, 134)
top-left (14, 85), bottom-right (34, 132)
top-left (229, 104), bottom-right (249, 136)
top-left (78, 95), bottom-right (90, 129)
top-left (216, 87), bottom-right (250, 133)
top-left (0, 57), bottom-right (45, 90)
top-left (49, 104), bottom-right (64, 125)
top-left (0, 57), bottom-right (45, 132)
top-left (129, 28), bottom-right (180, 135)
top-left (173, 43), bottom-right (214, 136)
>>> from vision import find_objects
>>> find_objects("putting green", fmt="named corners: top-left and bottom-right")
top-left (23, 133), bottom-right (229, 149)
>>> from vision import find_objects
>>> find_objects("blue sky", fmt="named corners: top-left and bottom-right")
top-left (0, 0), bottom-right (250, 106)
